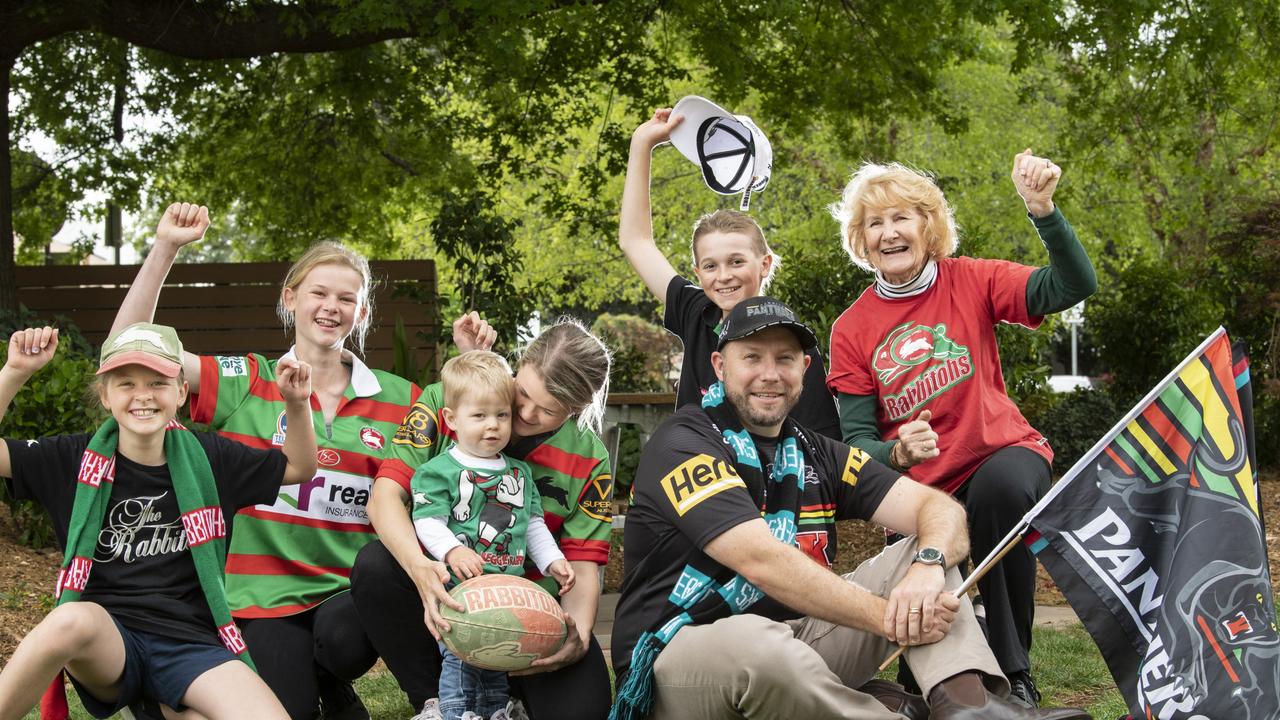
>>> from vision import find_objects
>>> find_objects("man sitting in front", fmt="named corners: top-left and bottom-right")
top-left (610, 296), bottom-right (1090, 720)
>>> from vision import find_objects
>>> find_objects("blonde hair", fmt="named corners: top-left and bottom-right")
top-left (276, 241), bottom-right (376, 354)
top-left (829, 163), bottom-right (958, 272)
top-left (690, 209), bottom-right (780, 291)
top-left (441, 351), bottom-right (515, 409)
top-left (517, 318), bottom-right (612, 434)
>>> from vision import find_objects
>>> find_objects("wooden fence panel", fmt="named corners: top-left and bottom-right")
top-left (15, 260), bottom-right (438, 376)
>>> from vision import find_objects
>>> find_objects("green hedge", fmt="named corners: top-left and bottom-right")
top-left (0, 312), bottom-right (102, 547)
top-left (1026, 387), bottom-right (1124, 477)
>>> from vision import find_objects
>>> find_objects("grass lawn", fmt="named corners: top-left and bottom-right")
top-left (26, 624), bottom-right (1131, 719)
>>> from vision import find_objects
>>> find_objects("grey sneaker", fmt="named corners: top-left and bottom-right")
top-left (410, 698), bottom-right (444, 720)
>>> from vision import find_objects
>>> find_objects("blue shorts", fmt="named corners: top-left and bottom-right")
top-left (69, 615), bottom-right (239, 718)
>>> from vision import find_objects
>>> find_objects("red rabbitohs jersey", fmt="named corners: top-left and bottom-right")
top-left (827, 256), bottom-right (1053, 494)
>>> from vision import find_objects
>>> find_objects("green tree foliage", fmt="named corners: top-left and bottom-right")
top-left (1087, 252), bottom-right (1223, 407)
top-left (591, 313), bottom-right (678, 392)
top-left (0, 313), bottom-right (100, 547)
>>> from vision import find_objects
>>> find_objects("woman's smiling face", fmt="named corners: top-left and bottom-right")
top-left (862, 204), bottom-right (929, 284)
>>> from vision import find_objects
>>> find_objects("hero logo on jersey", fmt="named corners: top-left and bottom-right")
top-left (359, 426), bottom-right (386, 450)
top-left (659, 454), bottom-right (746, 516)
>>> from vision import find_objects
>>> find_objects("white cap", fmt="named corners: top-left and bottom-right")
top-left (668, 95), bottom-right (773, 210)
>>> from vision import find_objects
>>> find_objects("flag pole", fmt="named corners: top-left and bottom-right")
top-left (877, 327), bottom-right (1227, 672)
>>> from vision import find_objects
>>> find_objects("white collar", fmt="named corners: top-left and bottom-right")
top-left (280, 345), bottom-right (382, 398)
top-left (874, 259), bottom-right (938, 300)
top-left (448, 446), bottom-right (507, 471)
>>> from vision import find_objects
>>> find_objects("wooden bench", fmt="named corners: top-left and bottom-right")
top-left (15, 261), bottom-right (439, 374)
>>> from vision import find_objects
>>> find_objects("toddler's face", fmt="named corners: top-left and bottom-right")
top-left (447, 391), bottom-right (512, 458)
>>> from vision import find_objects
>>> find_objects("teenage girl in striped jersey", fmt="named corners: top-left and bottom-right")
top-left (112, 203), bottom-right (421, 720)
top-left (356, 315), bottom-right (615, 720)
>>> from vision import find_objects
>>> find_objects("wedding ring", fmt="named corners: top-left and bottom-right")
top-left (908, 608), bottom-right (921, 614)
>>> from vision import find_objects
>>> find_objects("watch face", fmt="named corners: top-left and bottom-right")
top-left (917, 547), bottom-right (943, 564)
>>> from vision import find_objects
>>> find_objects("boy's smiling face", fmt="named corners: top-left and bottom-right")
top-left (98, 365), bottom-right (188, 438)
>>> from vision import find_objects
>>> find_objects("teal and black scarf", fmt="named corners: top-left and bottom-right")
top-left (610, 381), bottom-right (816, 720)
top-left (40, 418), bottom-right (253, 719)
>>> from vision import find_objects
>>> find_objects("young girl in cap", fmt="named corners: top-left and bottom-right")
top-left (0, 322), bottom-right (317, 719)
top-left (619, 107), bottom-right (840, 438)
top-left (111, 204), bottom-right (422, 719)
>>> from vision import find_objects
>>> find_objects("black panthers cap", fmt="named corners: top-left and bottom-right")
top-left (716, 296), bottom-right (818, 352)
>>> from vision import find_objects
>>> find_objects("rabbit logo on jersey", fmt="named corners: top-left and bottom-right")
top-left (872, 322), bottom-right (973, 421)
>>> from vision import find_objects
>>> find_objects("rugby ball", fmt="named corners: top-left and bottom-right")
top-left (440, 575), bottom-right (568, 671)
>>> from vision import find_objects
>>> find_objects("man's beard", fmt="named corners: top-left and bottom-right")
top-left (725, 383), bottom-right (798, 432)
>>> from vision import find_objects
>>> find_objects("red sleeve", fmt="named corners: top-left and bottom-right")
top-left (826, 307), bottom-right (876, 396)
top-left (976, 257), bottom-right (1041, 329)
top-left (189, 354), bottom-right (222, 424)
top-left (376, 456), bottom-right (415, 493)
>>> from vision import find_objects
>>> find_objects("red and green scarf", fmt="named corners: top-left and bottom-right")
top-left (40, 418), bottom-right (253, 719)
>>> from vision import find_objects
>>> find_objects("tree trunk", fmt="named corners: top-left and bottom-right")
top-left (1, 57), bottom-right (15, 313)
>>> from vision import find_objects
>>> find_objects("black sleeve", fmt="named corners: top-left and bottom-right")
top-left (632, 412), bottom-right (762, 550)
top-left (663, 274), bottom-right (707, 339)
top-left (812, 433), bottom-right (899, 522)
top-left (4, 435), bottom-right (91, 547)
top-left (198, 433), bottom-right (288, 510)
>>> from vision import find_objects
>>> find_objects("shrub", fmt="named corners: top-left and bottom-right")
top-left (591, 313), bottom-right (678, 393)
top-left (1027, 387), bottom-right (1123, 476)
top-left (0, 311), bottom-right (102, 548)
top-left (1087, 253), bottom-right (1222, 408)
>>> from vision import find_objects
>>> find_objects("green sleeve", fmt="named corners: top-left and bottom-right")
top-left (1025, 209), bottom-right (1098, 316)
top-left (836, 392), bottom-right (898, 468)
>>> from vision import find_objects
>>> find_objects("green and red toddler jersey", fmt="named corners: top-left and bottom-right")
top-left (379, 382), bottom-right (613, 591)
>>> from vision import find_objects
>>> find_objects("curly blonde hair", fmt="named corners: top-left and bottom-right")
top-left (829, 163), bottom-right (958, 273)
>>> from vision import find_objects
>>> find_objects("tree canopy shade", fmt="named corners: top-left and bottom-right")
top-left (3, 0), bottom-right (1099, 312)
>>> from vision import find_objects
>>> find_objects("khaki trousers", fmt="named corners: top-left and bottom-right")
top-left (647, 538), bottom-right (1009, 719)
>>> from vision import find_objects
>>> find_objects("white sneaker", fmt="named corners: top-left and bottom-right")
top-left (410, 698), bottom-right (443, 720)
top-left (459, 713), bottom-right (485, 720)
top-left (501, 698), bottom-right (529, 720)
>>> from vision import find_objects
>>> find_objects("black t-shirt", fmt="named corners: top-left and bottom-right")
top-left (5, 433), bottom-right (285, 645)
top-left (663, 275), bottom-right (841, 439)
top-left (611, 405), bottom-right (899, 675)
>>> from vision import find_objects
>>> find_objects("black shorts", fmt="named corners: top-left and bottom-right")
top-left (70, 614), bottom-right (240, 718)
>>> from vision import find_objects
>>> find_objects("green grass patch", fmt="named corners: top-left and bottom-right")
top-left (22, 625), bottom-right (1133, 719)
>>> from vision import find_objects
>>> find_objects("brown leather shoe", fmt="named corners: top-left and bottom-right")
top-left (859, 679), bottom-right (930, 720)
top-left (929, 678), bottom-right (1093, 720)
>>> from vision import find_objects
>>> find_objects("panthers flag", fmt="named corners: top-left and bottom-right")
top-left (1024, 328), bottom-right (1279, 719)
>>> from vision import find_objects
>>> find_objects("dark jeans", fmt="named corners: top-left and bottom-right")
top-left (351, 540), bottom-right (613, 720)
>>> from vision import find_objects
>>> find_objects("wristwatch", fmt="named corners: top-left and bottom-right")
top-left (913, 546), bottom-right (946, 568)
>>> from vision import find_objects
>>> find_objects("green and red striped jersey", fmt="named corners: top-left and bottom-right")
top-left (379, 382), bottom-right (613, 591)
top-left (191, 351), bottom-right (418, 618)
